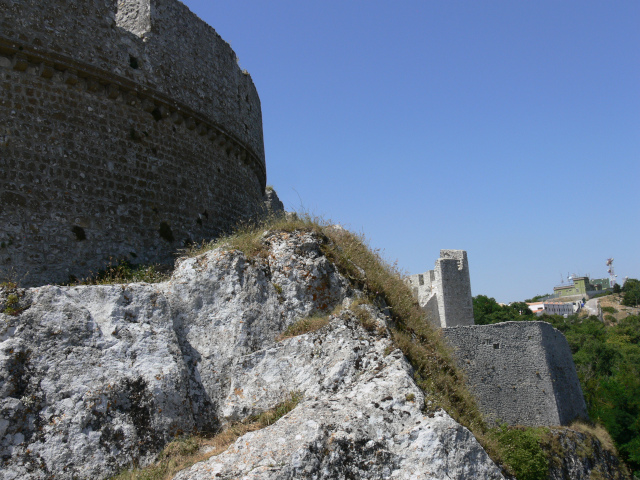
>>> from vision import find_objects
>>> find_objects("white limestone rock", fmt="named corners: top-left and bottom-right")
top-left (174, 315), bottom-right (505, 480)
top-left (0, 231), bottom-right (503, 479)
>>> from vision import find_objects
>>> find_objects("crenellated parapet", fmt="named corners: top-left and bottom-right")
top-left (408, 249), bottom-right (474, 328)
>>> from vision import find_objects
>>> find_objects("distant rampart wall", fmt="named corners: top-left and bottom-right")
top-left (0, 0), bottom-right (266, 285)
top-left (443, 322), bottom-right (588, 426)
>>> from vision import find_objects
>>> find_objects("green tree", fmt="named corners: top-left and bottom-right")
top-left (622, 279), bottom-right (640, 307)
top-left (473, 296), bottom-right (534, 325)
top-left (524, 294), bottom-right (551, 302)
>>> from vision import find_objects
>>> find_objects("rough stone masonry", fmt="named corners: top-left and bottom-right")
top-left (0, 0), bottom-right (267, 286)
top-left (407, 249), bottom-right (475, 328)
top-left (443, 321), bottom-right (589, 426)
top-left (410, 250), bottom-right (588, 426)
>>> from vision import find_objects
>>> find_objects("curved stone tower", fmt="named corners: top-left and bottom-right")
top-left (0, 0), bottom-right (267, 285)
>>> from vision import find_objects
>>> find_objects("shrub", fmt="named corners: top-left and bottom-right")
top-left (2, 293), bottom-right (22, 316)
top-left (489, 425), bottom-right (549, 480)
top-left (79, 259), bottom-right (170, 285)
top-left (1, 283), bottom-right (28, 316)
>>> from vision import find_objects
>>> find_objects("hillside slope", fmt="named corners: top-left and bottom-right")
top-left (0, 224), bottom-right (630, 479)
top-left (0, 231), bottom-right (502, 479)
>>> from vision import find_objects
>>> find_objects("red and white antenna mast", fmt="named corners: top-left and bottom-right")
top-left (606, 258), bottom-right (617, 287)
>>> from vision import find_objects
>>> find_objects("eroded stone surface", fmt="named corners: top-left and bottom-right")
top-left (0, 232), bottom-right (349, 479)
top-left (1, 231), bottom-right (616, 480)
top-left (544, 428), bottom-right (630, 480)
top-left (173, 318), bottom-right (504, 480)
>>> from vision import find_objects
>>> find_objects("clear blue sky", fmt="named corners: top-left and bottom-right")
top-left (182, 0), bottom-right (639, 303)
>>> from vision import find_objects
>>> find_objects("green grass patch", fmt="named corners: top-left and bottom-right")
top-left (1, 283), bottom-right (28, 316)
top-left (601, 306), bottom-right (618, 314)
top-left (483, 422), bottom-right (630, 480)
top-left (487, 425), bottom-right (549, 480)
top-left (3, 294), bottom-right (20, 315)
top-left (112, 392), bottom-right (301, 480)
top-left (79, 260), bottom-right (170, 285)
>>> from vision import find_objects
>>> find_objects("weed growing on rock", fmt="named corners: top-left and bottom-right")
top-left (3, 294), bottom-right (20, 315)
top-left (277, 314), bottom-right (331, 340)
top-left (184, 213), bottom-right (321, 259)
top-left (79, 259), bottom-right (170, 285)
top-left (347, 299), bottom-right (379, 333)
top-left (569, 420), bottom-right (617, 454)
top-left (112, 392), bottom-right (302, 480)
top-left (1, 282), bottom-right (29, 316)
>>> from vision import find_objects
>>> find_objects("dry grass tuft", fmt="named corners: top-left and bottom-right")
top-left (347, 299), bottom-right (380, 333)
top-left (183, 214), bottom-right (323, 260)
top-left (112, 392), bottom-right (302, 480)
top-left (570, 420), bottom-right (618, 454)
top-left (79, 259), bottom-right (170, 285)
top-left (277, 314), bottom-right (331, 340)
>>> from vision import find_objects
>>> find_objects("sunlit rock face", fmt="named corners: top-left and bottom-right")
top-left (0, 231), bottom-right (506, 479)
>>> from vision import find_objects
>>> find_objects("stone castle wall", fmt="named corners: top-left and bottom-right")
top-left (408, 249), bottom-right (474, 327)
top-left (443, 321), bottom-right (588, 426)
top-left (0, 0), bottom-right (267, 285)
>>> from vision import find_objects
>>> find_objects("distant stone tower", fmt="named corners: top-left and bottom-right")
top-left (408, 250), bottom-right (474, 327)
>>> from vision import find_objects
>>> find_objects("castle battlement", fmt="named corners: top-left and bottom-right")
top-left (1, 0), bottom-right (267, 285)
top-left (410, 250), bottom-right (587, 426)
top-left (407, 249), bottom-right (474, 327)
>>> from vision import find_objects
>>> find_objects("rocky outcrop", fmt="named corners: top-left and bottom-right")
top-left (543, 428), bottom-right (630, 480)
top-left (0, 232), bottom-right (503, 479)
top-left (172, 316), bottom-right (503, 480)
top-left (0, 231), bottom-right (628, 479)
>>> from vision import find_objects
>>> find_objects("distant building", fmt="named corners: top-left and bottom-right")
top-left (590, 278), bottom-right (611, 290)
top-left (554, 276), bottom-right (611, 298)
top-left (527, 302), bottom-right (545, 314)
top-left (527, 301), bottom-right (581, 317)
